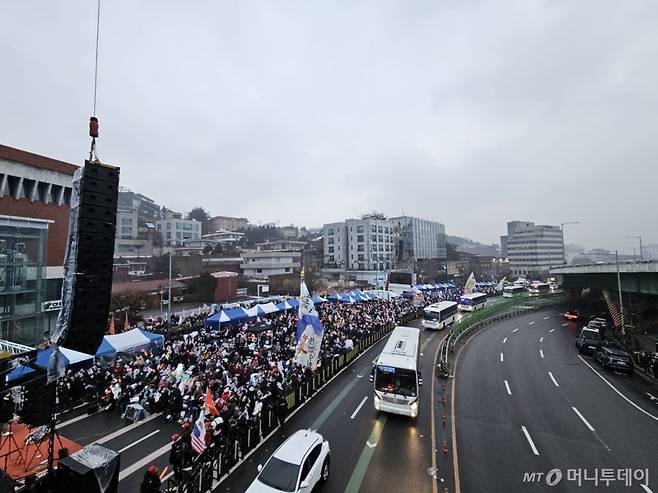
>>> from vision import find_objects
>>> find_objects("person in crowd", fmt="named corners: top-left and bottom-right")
top-left (140, 465), bottom-right (161, 493)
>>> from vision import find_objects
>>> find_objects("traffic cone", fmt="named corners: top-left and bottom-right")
top-left (441, 413), bottom-right (447, 427)
top-left (442, 439), bottom-right (448, 454)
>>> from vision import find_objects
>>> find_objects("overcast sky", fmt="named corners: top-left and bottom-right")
top-left (2, 1), bottom-right (657, 252)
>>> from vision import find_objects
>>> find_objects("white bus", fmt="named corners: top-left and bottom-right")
top-left (503, 285), bottom-right (526, 298)
top-left (528, 282), bottom-right (550, 295)
top-left (371, 326), bottom-right (421, 418)
top-left (458, 292), bottom-right (487, 311)
top-left (422, 301), bottom-right (458, 330)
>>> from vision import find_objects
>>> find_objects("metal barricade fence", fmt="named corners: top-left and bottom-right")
top-left (166, 322), bottom-right (395, 493)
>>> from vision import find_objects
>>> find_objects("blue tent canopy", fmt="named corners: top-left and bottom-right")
top-left (35, 346), bottom-right (94, 370)
top-left (311, 294), bottom-right (327, 304)
top-left (349, 291), bottom-right (367, 302)
top-left (6, 364), bottom-right (35, 383)
top-left (276, 300), bottom-right (295, 311)
top-left (96, 338), bottom-right (116, 357)
top-left (225, 307), bottom-right (251, 322)
top-left (138, 329), bottom-right (165, 348)
top-left (327, 292), bottom-right (343, 301)
top-left (288, 299), bottom-right (300, 309)
top-left (205, 310), bottom-right (231, 328)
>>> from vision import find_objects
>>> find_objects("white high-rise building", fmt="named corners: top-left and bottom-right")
top-left (323, 217), bottom-right (396, 271)
top-left (390, 216), bottom-right (446, 260)
top-left (501, 220), bottom-right (565, 278)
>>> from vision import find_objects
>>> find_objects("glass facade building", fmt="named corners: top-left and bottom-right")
top-left (0, 215), bottom-right (50, 346)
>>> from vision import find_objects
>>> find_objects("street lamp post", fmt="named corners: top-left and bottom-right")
top-left (167, 243), bottom-right (172, 331)
top-left (560, 221), bottom-right (580, 266)
top-left (624, 235), bottom-right (643, 260)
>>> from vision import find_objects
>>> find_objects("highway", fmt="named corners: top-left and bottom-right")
top-left (454, 308), bottom-right (658, 493)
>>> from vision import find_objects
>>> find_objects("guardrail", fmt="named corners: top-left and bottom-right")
top-left (438, 296), bottom-right (565, 378)
top-left (165, 310), bottom-right (420, 493)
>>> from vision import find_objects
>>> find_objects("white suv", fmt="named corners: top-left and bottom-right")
top-left (246, 429), bottom-right (331, 493)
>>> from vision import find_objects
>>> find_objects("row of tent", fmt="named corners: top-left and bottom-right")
top-left (6, 329), bottom-right (165, 383)
top-left (410, 283), bottom-right (457, 292)
top-left (205, 290), bottom-right (387, 328)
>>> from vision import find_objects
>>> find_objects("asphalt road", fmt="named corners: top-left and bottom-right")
top-left (454, 309), bottom-right (658, 493)
top-left (53, 318), bottom-right (447, 493)
top-left (217, 318), bottom-right (449, 493)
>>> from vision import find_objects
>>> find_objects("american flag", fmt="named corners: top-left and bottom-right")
top-left (191, 410), bottom-right (206, 454)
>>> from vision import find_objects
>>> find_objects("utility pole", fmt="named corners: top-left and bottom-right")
top-left (625, 235), bottom-right (643, 260)
top-left (167, 242), bottom-right (172, 331)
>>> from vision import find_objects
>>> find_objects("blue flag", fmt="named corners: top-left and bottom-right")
top-left (294, 279), bottom-right (325, 369)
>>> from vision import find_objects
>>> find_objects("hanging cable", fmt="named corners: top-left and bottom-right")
top-left (89, 0), bottom-right (101, 162)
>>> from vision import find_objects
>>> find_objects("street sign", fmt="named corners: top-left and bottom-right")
top-left (42, 300), bottom-right (62, 312)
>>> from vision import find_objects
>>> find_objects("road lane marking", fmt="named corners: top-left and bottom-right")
top-left (561, 323), bottom-right (568, 326)
top-left (578, 356), bottom-right (658, 423)
top-left (528, 322), bottom-right (535, 325)
top-left (549, 328), bottom-right (555, 333)
top-left (56, 413), bottom-right (90, 429)
top-left (544, 316), bottom-right (550, 320)
top-left (500, 352), bottom-right (504, 362)
top-left (311, 375), bottom-right (361, 430)
top-left (513, 328), bottom-right (519, 333)
top-left (540, 336), bottom-right (544, 343)
top-left (521, 426), bottom-right (539, 455)
top-left (548, 371), bottom-right (560, 387)
top-left (93, 412), bottom-right (162, 444)
top-left (504, 380), bottom-right (512, 395)
top-left (119, 442), bottom-right (172, 480)
top-left (344, 415), bottom-right (388, 493)
top-left (118, 429), bottom-right (160, 453)
top-left (640, 484), bottom-right (653, 493)
top-left (420, 333), bottom-right (436, 352)
top-left (540, 350), bottom-right (544, 359)
top-left (571, 407), bottom-right (595, 432)
top-left (350, 396), bottom-right (369, 420)
top-left (502, 337), bottom-right (507, 344)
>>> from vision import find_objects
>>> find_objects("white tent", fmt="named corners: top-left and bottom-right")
top-left (257, 302), bottom-right (279, 314)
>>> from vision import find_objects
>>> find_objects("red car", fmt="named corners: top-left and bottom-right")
top-left (562, 311), bottom-right (580, 321)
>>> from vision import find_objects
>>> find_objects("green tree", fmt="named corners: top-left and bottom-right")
top-left (187, 207), bottom-right (211, 235)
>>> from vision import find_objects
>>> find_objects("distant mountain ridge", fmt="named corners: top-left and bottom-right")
top-left (446, 235), bottom-right (500, 256)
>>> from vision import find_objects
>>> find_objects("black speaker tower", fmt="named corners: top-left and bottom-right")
top-left (61, 161), bottom-right (119, 355)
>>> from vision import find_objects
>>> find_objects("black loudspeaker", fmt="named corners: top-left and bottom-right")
top-left (20, 376), bottom-right (55, 427)
top-left (62, 161), bottom-right (119, 355)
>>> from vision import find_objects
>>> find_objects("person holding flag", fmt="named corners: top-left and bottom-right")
top-left (204, 388), bottom-right (218, 417)
top-left (294, 270), bottom-right (325, 370)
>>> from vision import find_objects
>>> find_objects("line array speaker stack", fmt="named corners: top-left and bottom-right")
top-left (61, 161), bottom-right (120, 355)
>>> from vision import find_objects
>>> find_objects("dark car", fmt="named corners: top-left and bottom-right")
top-left (594, 346), bottom-right (634, 374)
top-left (575, 328), bottom-right (602, 356)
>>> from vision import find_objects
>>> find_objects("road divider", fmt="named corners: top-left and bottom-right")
top-left (344, 415), bottom-right (388, 493)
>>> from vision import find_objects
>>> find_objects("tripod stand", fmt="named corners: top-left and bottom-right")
top-left (0, 421), bottom-right (25, 471)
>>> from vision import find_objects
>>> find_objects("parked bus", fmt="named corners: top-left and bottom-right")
top-left (371, 326), bottom-right (421, 418)
top-left (458, 292), bottom-right (487, 311)
top-left (528, 282), bottom-right (550, 295)
top-left (503, 285), bottom-right (526, 298)
top-left (422, 301), bottom-right (458, 330)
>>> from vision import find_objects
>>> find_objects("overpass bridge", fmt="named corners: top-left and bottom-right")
top-left (550, 260), bottom-right (658, 342)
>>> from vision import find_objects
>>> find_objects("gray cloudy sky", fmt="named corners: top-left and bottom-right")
top-left (2, 1), bottom-right (657, 252)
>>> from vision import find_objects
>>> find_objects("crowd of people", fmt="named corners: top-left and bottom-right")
top-left (54, 292), bottom-right (438, 491)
